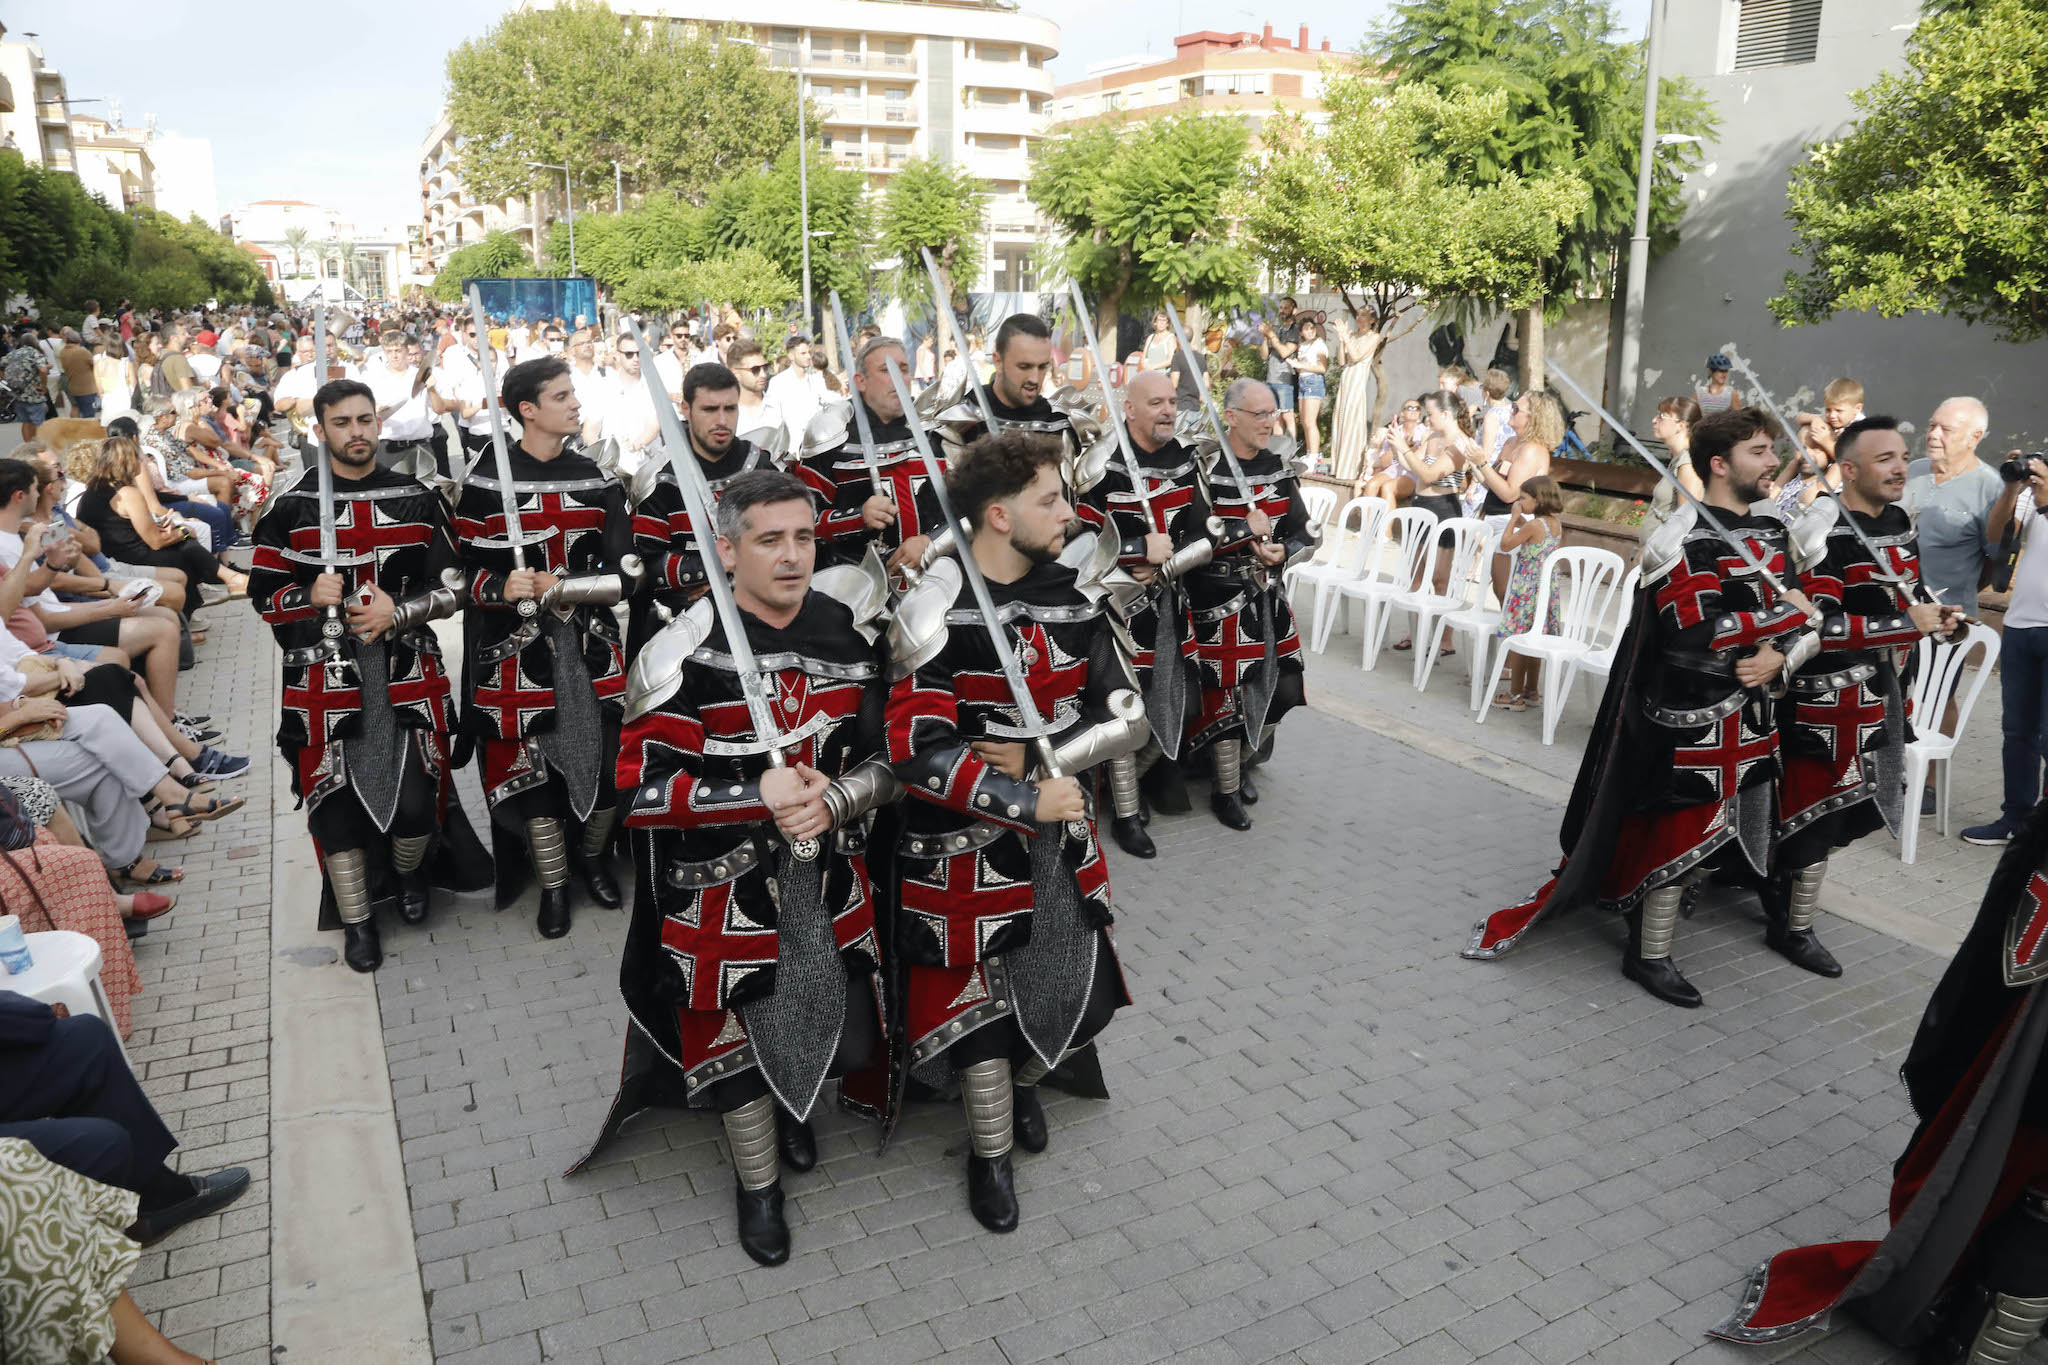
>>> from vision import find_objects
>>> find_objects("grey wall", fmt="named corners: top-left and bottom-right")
top-left (1636, 0), bottom-right (2047, 452)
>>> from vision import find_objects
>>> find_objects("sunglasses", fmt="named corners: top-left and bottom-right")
top-left (617, 348), bottom-right (639, 358)
top-left (742, 364), bottom-right (767, 375)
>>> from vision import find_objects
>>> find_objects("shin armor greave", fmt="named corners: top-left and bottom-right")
top-left (326, 849), bottom-right (374, 925)
top-left (1942, 1188), bottom-right (2048, 1364)
top-left (1787, 860), bottom-right (1825, 933)
top-left (1212, 737), bottom-right (1243, 795)
top-left (960, 1057), bottom-right (1014, 1159)
top-left (526, 817), bottom-right (570, 890)
top-left (721, 1095), bottom-right (781, 1192)
top-left (391, 834), bottom-right (432, 874)
top-left (1638, 884), bottom-right (1682, 960)
top-left (1108, 753), bottom-right (1142, 821)
top-left (579, 806), bottom-right (618, 861)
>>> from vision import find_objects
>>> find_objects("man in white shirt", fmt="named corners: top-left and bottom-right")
top-left (361, 330), bottom-right (435, 468)
top-left (651, 325), bottom-right (689, 407)
top-left (429, 317), bottom-right (492, 452)
top-left (565, 330), bottom-right (611, 417)
top-left (764, 337), bottom-right (828, 447)
top-left (271, 335), bottom-right (324, 444)
top-left (726, 339), bottom-right (781, 442)
top-left (589, 333), bottom-right (659, 470)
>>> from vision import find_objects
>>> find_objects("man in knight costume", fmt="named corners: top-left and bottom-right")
top-left (451, 353), bottom-right (643, 940)
top-left (604, 468), bottom-right (895, 1267)
top-left (1775, 415), bottom-right (1961, 977)
top-left (885, 424), bottom-right (1145, 1233)
top-left (251, 378), bottom-right (488, 972)
top-left (1712, 800), bottom-right (2048, 1362)
top-left (1073, 368), bottom-right (1210, 858)
top-left (929, 314), bottom-right (1095, 490)
top-left (795, 335), bottom-right (946, 576)
top-left (1182, 378), bottom-right (1313, 830)
top-left (626, 362), bottom-right (784, 656)
top-left (1464, 407), bottom-right (1822, 1007)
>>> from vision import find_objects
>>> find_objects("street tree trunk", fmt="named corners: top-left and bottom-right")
top-left (1518, 307), bottom-right (1546, 394)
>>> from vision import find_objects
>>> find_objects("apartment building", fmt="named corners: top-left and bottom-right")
top-left (417, 112), bottom-right (536, 276)
top-left (1050, 24), bottom-right (1355, 140)
top-left (425, 0), bottom-right (1060, 293)
top-left (0, 22), bottom-right (74, 172)
top-left (222, 200), bottom-right (414, 301)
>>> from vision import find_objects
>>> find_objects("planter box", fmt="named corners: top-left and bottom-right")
top-left (1562, 513), bottom-right (1642, 561)
top-left (1554, 456), bottom-right (1659, 500)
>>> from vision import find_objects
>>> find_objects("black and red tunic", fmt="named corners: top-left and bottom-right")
top-left (884, 560), bottom-right (1129, 1072)
top-left (1779, 503), bottom-right (1924, 867)
top-left (616, 591), bottom-right (886, 1102)
top-left (1468, 511), bottom-right (1811, 956)
top-left (250, 463), bottom-right (457, 805)
top-left (626, 438), bottom-right (777, 653)
top-left (1073, 430), bottom-right (1207, 678)
top-left (794, 401), bottom-right (944, 568)
top-left (1183, 445), bottom-right (1310, 749)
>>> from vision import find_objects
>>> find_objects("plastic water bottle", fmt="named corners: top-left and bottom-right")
top-left (0, 914), bottom-right (30, 975)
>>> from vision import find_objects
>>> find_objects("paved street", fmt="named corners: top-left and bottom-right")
top-left (117, 592), bottom-right (2045, 1363)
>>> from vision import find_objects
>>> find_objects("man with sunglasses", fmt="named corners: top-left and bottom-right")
top-left (1182, 379), bottom-right (1315, 831)
top-left (727, 339), bottom-right (783, 441)
top-left (590, 333), bottom-right (661, 470)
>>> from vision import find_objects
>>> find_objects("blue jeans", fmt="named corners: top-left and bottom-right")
top-left (72, 393), bottom-right (101, 418)
top-left (169, 498), bottom-right (236, 550)
top-left (1999, 625), bottom-right (2048, 821)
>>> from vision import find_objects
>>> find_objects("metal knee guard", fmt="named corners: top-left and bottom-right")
top-left (526, 817), bottom-right (570, 891)
top-left (1108, 754), bottom-right (1142, 820)
top-left (1213, 738), bottom-right (1242, 796)
top-left (326, 848), bottom-right (374, 925)
top-left (391, 834), bottom-right (432, 875)
top-left (959, 1057), bottom-right (1014, 1159)
top-left (1639, 884), bottom-right (1684, 961)
top-left (721, 1095), bottom-right (780, 1191)
top-left (1788, 860), bottom-right (1826, 934)
top-left (579, 805), bottom-right (617, 862)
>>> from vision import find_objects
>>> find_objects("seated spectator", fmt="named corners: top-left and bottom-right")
top-left (0, 991), bottom-right (250, 1250)
top-left (1362, 396), bottom-right (1430, 505)
top-left (1492, 474), bottom-right (1567, 711)
top-left (14, 445), bottom-right (190, 620)
top-left (123, 409), bottom-right (231, 553)
top-left (0, 821), bottom-right (152, 1031)
top-left (76, 439), bottom-right (247, 637)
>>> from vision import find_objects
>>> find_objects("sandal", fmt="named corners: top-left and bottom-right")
top-left (114, 858), bottom-right (184, 887)
top-left (145, 803), bottom-right (199, 841)
top-left (154, 794), bottom-right (245, 824)
top-left (1492, 692), bottom-right (1528, 712)
top-left (1390, 638), bottom-right (1414, 651)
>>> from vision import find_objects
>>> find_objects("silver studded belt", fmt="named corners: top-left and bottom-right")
top-left (1642, 690), bottom-right (1746, 728)
top-left (664, 841), bottom-right (760, 889)
top-left (900, 821), bottom-right (1009, 858)
top-left (1791, 660), bottom-right (1878, 695)
top-left (1193, 593), bottom-right (1249, 622)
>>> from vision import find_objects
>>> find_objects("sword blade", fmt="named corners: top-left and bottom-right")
top-left (311, 295), bottom-right (337, 567)
top-left (918, 246), bottom-right (999, 431)
top-left (881, 353), bottom-right (1062, 777)
top-left (464, 285), bottom-right (525, 548)
top-left (624, 318), bottom-right (791, 770)
top-left (1063, 281), bottom-right (1153, 520)
top-left (1162, 303), bottom-right (1256, 492)
top-left (827, 291), bottom-right (888, 503)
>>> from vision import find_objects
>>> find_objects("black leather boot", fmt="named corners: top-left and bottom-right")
top-left (395, 865), bottom-right (431, 926)
top-left (1012, 1087), bottom-right (1048, 1154)
top-left (1621, 892), bottom-right (1702, 1008)
top-left (1239, 772), bottom-right (1259, 805)
top-left (343, 920), bottom-right (383, 973)
top-left (576, 855), bottom-right (623, 910)
top-left (967, 1152), bottom-right (1018, 1232)
top-left (536, 885), bottom-right (573, 939)
top-left (1210, 791), bottom-right (1252, 830)
top-left (1761, 865), bottom-right (1844, 978)
top-left (735, 1180), bottom-right (790, 1266)
top-left (1109, 814), bottom-right (1156, 859)
top-left (777, 1111), bottom-right (817, 1173)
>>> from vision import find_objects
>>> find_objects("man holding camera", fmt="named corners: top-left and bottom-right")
top-left (1968, 446), bottom-right (2048, 845)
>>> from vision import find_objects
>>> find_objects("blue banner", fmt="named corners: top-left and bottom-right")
top-left (466, 277), bottom-right (600, 327)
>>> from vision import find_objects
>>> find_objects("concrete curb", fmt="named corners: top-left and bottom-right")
top-left (1309, 690), bottom-right (1967, 959)
top-left (268, 699), bottom-right (432, 1365)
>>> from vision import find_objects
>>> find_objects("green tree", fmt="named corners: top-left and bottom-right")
top-left (1240, 80), bottom-right (1588, 422)
top-left (875, 157), bottom-right (991, 313)
top-left (431, 231), bottom-right (534, 301)
top-left (128, 210), bottom-right (265, 306)
top-left (446, 1), bottom-right (803, 209)
top-left (0, 156), bottom-right (133, 307)
top-left (613, 247), bottom-right (797, 314)
top-left (1030, 114), bottom-right (1255, 353)
top-left (702, 143), bottom-right (873, 321)
top-left (1769, 0), bottom-right (2048, 342)
top-left (1372, 0), bottom-right (1717, 387)
top-left (538, 195), bottom-right (708, 285)
top-left (281, 227), bottom-right (310, 279)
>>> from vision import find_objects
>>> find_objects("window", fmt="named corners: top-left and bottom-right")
top-left (1733, 0), bottom-right (1822, 70)
top-left (979, 44), bottom-right (1016, 64)
top-left (1102, 90), bottom-right (1124, 111)
top-left (993, 245), bottom-right (1036, 293)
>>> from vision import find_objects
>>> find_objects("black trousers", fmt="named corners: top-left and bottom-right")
top-left (306, 734), bottom-right (441, 857)
top-left (0, 1014), bottom-right (177, 1194)
top-left (948, 936), bottom-right (1122, 1071)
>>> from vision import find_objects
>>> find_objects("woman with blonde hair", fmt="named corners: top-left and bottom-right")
top-left (92, 338), bottom-right (137, 428)
top-left (75, 437), bottom-right (246, 603)
top-left (1472, 388), bottom-right (1563, 602)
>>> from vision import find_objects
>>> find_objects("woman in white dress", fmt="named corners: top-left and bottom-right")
top-left (1330, 306), bottom-right (1383, 482)
top-left (92, 338), bottom-right (137, 427)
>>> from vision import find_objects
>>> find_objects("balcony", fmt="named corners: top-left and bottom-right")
top-left (801, 48), bottom-right (919, 76)
top-left (812, 97), bottom-right (919, 127)
top-left (0, 75), bottom-right (13, 114)
top-left (831, 149), bottom-right (913, 172)
top-left (959, 59), bottom-right (1054, 99)
top-left (959, 102), bottom-right (1042, 138)
top-left (37, 100), bottom-right (68, 126)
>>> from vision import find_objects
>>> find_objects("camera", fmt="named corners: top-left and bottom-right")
top-left (2001, 453), bottom-right (2048, 483)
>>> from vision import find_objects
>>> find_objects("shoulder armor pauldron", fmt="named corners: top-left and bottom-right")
top-left (1059, 526), bottom-right (1140, 613)
top-left (1042, 384), bottom-right (1101, 445)
top-left (739, 423), bottom-right (789, 465)
top-left (628, 456), bottom-right (666, 507)
top-left (1072, 431), bottom-right (1116, 494)
top-left (1639, 503), bottom-right (1697, 584)
top-left (812, 545), bottom-right (892, 643)
top-left (799, 402), bottom-right (851, 461)
top-left (1788, 497), bottom-right (1839, 573)
top-left (623, 599), bottom-right (713, 723)
top-left (887, 557), bottom-right (961, 680)
top-left (582, 435), bottom-right (622, 480)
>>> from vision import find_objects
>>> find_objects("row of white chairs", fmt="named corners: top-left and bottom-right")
top-left (1286, 489), bottom-right (2003, 864)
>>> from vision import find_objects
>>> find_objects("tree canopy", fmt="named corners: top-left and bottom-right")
top-left (445, 1), bottom-right (804, 209)
top-left (430, 231), bottom-right (535, 302)
top-left (1030, 114), bottom-right (1256, 343)
top-left (875, 157), bottom-right (991, 309)
top-left (700, 143), bottom-right (873, 317)
top-left (1240, 79), bottom-right (1587, 339)
top-left (1769, 0), bottom-right (2048, 342)
top-left (609, 247), bottom-right (797, 315)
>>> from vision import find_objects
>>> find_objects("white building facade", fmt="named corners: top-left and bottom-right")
top-left (417, 113), bottom-right (536, 277)
top-left (222, 200), bottom-right (416, 302)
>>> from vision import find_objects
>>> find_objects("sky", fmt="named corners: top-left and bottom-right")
top-left (17, 0), bottom-right (1654, 233)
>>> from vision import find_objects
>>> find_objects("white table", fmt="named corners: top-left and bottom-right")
top-left (2, 929), bottom-right (126, 1064)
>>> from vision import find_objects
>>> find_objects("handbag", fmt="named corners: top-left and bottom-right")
top-left (0, 775), bottom-right (40, 852)
top-left (0, 660), bottom-right (64, 747)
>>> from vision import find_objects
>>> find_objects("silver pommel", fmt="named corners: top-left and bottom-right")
top-left (821, 758), bottom-right (905, 829)
top-left (1157, 536), bottom-right (1217, 585)
top-left (919, 520), bottom-right (964, 571)
top-left (389, 585), bottom-right (463, 632)
top-left (1049, 689), bottom-right (1150, 774)
top-left (439, 566), bottom-right (471, 595)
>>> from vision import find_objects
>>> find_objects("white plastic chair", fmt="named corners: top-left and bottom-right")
top-left (1901, 629), bottom-right (2002, 865)
top-left (1290, 497), bottom-right (1385, 651)
top-left (1476, 546), bottom-right (1627, 744)
top-left (1334, 507), bottom-right (1439, 672)
top-left (1555, 564), bottom-right (1642, 711)
top-left (1305, 498), bottom-right (1392, 653)
top-left (1299, 484), bottom-right (1338, 538)
top-left (1395, 518), bottom-right (1495, 687)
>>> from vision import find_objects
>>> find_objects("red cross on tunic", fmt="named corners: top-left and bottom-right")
top-left (1803, 677), bottom-right (1889, 769)
top-left (876, 461), bottom-right (938, 541)
top-left (285, 499), bottom-right (435, 595)
top-left (696, 670), bottom-right (865, 773)
top-left (1674, 709), bottom-right (1777, 804)
top-left (476, 491), bottom-right (609, 574)
top-left (1843, 545), bottom-right (1916, 605)
top-left (951, 622), bottom-right (1087, 726)
top-left (2006, 869), bottom-right (2048, 987)
top-left (1197, 612), bottom-right (1272, 688)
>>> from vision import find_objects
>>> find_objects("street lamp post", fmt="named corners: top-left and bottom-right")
top-left (613, 160), bottom-right (623, 214)
top-left (1615, 0), bottom-right (1686, 428)
top-left (796, 47), bottom-right (813, 338)
top-left (525, 160), bottom-right (576, 276)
